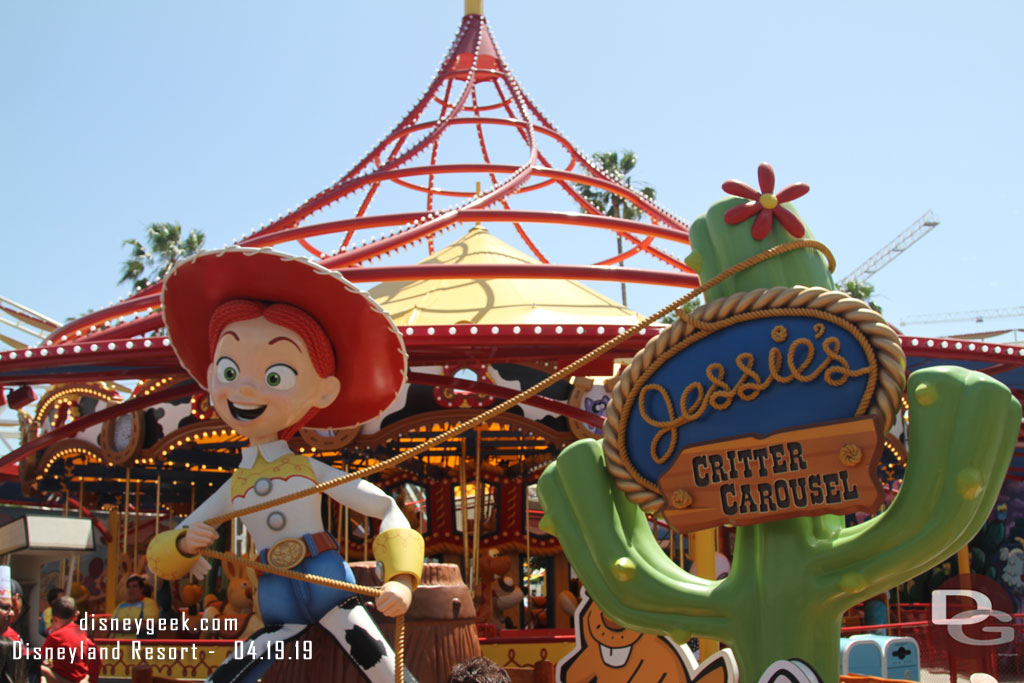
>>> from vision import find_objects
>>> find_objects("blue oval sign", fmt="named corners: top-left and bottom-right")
top-left (620, 315), bottom-right (876, 487)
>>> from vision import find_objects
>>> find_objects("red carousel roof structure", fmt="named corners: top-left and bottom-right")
top-left (0, 3), bottom-right (698, 508)
top-left (2, 2), bottom-right (1022, 485)
top-left (0, 4), bottom-right (691, 406)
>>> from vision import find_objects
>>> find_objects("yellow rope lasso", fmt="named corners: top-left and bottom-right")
top-left (199, 239), bottom-right (835, 683)
top-left (202, 240), bottom-right (834, 527)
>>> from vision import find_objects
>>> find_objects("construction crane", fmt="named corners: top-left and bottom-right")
top-left (900, 306), bottom-right (1024, 327)
top-left (839, 210), bottom-right (940, 285)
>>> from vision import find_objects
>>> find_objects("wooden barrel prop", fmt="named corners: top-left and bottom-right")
top-left (263, 562), bottom-right (480, 683)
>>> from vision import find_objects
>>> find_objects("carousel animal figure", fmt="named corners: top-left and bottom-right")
top-left (200, 559), bottom-right (264, 640)
top-left (177, 583), bottom-right (204, 636)
top-left (473, 551), bottom-right (524, 631)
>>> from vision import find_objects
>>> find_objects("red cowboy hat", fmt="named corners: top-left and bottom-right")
top-left (161, 247), bottom-right (407, 429)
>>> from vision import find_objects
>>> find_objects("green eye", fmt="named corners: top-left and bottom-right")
top-left (216, 357), bottom-right (239, 383)
top-left (265, 364), bottom-right (297, 391)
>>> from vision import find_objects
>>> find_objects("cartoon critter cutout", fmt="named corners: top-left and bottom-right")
top-left (756, 660), bottom-right (822, 683)
top-left (557, 589), bottom-right (738, 683)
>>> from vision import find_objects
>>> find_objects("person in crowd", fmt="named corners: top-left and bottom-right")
top-left (447, 657), bottom-right (511, 683)
top-left (110, 576), bottom-right (158, 638)
top-left (38, 589), bottom-right (65, 637)
top-left (0, 566), bottom-right (27, 683)
top-left (39, 597), bottom-right (93, 683)
top-left (5, 581), bottom-right (29, 645)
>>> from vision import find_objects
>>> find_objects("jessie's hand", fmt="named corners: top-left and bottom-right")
top-left (190, 557), bottom-right (212, 580)
top-left (375, 577), bottom-right (414, 617)
top-left (179, 522), bottom-right (219, 555)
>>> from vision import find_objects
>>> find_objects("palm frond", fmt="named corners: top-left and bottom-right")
top-left (117, 222), bottom-right (206, 289)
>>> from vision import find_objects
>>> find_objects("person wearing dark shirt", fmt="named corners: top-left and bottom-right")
top-left (1, 581), bottom-right (23, 644)
top-left (6, 581), bottom-right (28, 645)
top-left (0, 566), bottom-right (27, 683)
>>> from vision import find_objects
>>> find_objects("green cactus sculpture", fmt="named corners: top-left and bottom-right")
top-left (686, 198), bottom-right (833, 301)
top-left (538, 171), bottom-right (1022, 682)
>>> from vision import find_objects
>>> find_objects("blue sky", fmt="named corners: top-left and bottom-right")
top-left (2, 1), bottom-right (1022, 341)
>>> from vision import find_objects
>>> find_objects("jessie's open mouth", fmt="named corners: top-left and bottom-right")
top-left (228, 401), bottom-right (267, 421)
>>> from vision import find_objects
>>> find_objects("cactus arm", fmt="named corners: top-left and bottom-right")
top-left (539, 441), bottom-right (711, 590)
top-left (811, 515), bottom-right (844, 542)
top-left (809, 366), bottom-right (1021, 602)
top-left (538, 439), bottom-right (735, 641)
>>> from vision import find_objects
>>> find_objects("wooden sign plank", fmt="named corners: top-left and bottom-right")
top-left (658, 415), bottom-right (884, 533)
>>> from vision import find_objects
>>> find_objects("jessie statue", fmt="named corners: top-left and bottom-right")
top-left (147, 247), bottom-right (422, 683)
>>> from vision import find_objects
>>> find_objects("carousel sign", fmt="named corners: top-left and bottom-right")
top-left (603, 285), bottom-right (905, 533)
top-left (659, 416), bottom-right (883, 532)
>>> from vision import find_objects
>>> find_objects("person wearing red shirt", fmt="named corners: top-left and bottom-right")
top-left (40, 597), bottom-right (92, 683)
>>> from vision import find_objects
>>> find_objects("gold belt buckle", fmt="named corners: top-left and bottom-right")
top-left (267, 538), bottom-right (307, 570)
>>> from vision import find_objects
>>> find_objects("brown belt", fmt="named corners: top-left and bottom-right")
top-left (260, 531), bottom-right (338, 570)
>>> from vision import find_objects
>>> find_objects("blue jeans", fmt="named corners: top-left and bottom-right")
top-left (257, 550), bottom-right (355, 625)
top-left (208, 545), bottom-right (361, 683)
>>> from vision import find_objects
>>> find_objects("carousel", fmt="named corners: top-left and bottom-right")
top-left (0, 2), bottom-right (695, 679)
top-left (2, 2), bottom-right (1023, 682)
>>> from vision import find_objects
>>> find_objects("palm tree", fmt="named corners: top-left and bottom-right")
top-left (840, 279), bottom-right (883, 313)
top-left (119, 222), bottom-right (206, 290)
top-left (661, 298), bottom-right (702, 324)
top-left (575, 150), bottom-right (656, 306)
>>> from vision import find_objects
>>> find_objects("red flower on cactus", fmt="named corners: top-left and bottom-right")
top-left (722, 162), bottom-right (810, 240)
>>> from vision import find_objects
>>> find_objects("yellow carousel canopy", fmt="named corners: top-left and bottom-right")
top-left (369, 225), bottom-right (642, 327)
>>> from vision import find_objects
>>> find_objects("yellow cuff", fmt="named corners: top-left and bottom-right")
top-left (372, 528), bottom-right (424, 588)
top-left (147, 529), bottom-right (198, 581)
